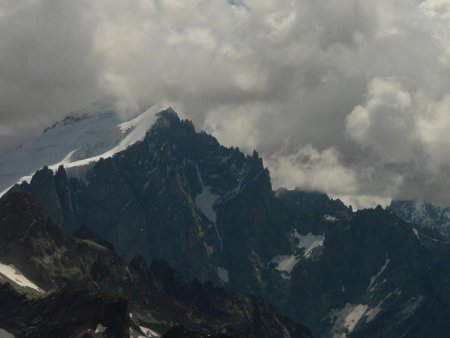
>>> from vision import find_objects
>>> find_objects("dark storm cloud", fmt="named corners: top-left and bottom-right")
top-left (1, 0), bottom-right (450, 208)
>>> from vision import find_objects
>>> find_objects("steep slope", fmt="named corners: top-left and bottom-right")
top-left (7, 109), bottom-right (298, 295)
top-left (7, 110), bottom-right (450, 337)
top-left (389, 200), bottom-right (450, 241)
top-left (0, 104), bottom-right (162, 196)
top-left (277, 189), bottom-right (450, 338)
top-left (0, 191), bottom-right (312, 338)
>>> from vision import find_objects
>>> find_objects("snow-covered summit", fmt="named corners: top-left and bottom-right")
top-left (0, 104), bottom-right (164, 196)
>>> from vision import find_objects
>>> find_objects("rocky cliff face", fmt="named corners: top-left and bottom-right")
top-left (277, 189), bottom-right (450, 338)
top-left (0, 191), bottom-right (312, 338)
top-left (6, 109), bottom-right (450, 337)
top-left (8, 109), bottom-right (297, 296)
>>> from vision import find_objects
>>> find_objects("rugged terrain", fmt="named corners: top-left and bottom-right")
top-left (0, 191), bottom-right (312, 338)
top-left (278, 190), bottom-right (450, 337)
top-left (4, 109), bottom-right (450, 337)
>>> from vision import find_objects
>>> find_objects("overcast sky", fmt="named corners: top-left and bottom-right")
top-left (1, 0), bottom-right (450, 208)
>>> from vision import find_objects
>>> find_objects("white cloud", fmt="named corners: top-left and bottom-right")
top-left (267, 145), bottom-right (358, 195)
top-left (1, 0), bottom-right (450, 207)
top-left (420, 0), bottom-right (450, 18)
top-left (346, 78), bottom-right (416, 163)
top-left (346, 77), bottom-right (450, 206)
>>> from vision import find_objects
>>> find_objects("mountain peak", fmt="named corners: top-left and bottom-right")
top-left (0, 105), bottom-right (163, 196)
top-left (157, 107), bottom-right (180, 121)
top-left (150, 107), bottom-right (182, 133)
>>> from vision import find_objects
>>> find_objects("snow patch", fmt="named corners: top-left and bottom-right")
top-left (0, 328), bottom-right (14, 338)
top-left (196, 185), bottom-right (219, 224)
top-left (270, 229), bottom-right (324, 277)
top-left (271, 255), bottom-right (300, 275)
top-left (365, 288), bottom-right (402, 323)
top-left (330, 303), bottom-right (368, 337)
top-left (365, 303), bottom-right (382, 322)
top-left (139, 326), bottom-right (160, 337)
top-left (368, 254), bottom-right (390, 292)
top-left (55, 105), bottom-right (160, 170)
top-left (216, 266), bottom-right (229, 283)
top-left (324, 214), bottom-right (338, 222)
top-left (0, 104), bottom-right (162, 197)
top-left (95, 324), bottom-right (107, 333)
top-left (195, 166), bottom-right (223, 249)
top-left (330, 299), bottom-right (389, 336)
top-left (294, 230), bottom-right (324, 257)
top-left (129, 328), bottom-right (144, 338)
top-left (0, 262), bottom-right (43, 293)
top-left (130, 326), bottom-right (160, 338)
top-left (413, 228), bottom-right (420, 240)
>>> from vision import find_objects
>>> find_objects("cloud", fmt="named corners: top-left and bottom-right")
top-left (1, 0), bottom-right (450, 207)
top-left (267, 145), bottom-right (358, 195)
top-left (346, 77), bottom-right (450, 206)
top-left (0, 0), bottom-right (102, 150)
top-left (346, 78), bottom-right (417, 163)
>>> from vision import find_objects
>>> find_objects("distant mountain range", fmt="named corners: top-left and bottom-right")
top-left (2, 108), bottom-right (450, 337)
top-left (389, 200), bottom-right (450, 241)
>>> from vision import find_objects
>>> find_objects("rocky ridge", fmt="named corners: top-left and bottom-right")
top-left (6, 109), bottom-right (450, 337)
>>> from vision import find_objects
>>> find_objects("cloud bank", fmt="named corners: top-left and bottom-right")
top-left (1, 0), bottom-right (450, 208)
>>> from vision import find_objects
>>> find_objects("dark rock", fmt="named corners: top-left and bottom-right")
top-left (74, 225), bottom-right (116, 252)
top-left (8, 110), bottom-right (450, 337)
top-left (0, 282), bottom-right (129, 338)
top-left (0, 191), bottom-right (313, 338)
